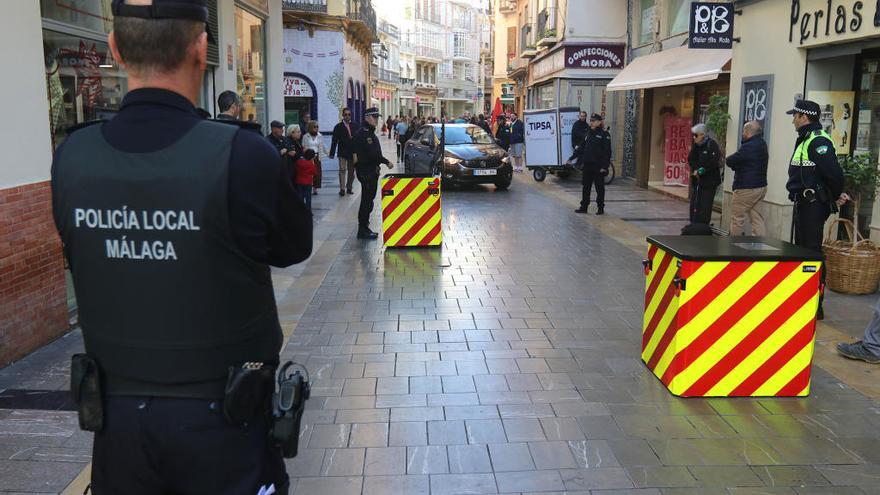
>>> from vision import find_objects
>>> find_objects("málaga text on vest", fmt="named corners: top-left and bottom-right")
top-left (73, 207), bottom-right (201, 261)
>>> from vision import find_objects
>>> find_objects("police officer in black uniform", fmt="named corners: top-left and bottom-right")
top-left (574, 113), bottom-right (612, 215)
top-left (50, 1), bottom-right (312, 493)
top-left (351, 107), bottom-right (393, 239)
top-left (786, 99), bottom-right (846, 319)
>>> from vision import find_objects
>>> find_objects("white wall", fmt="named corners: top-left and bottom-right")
top-left (284, 29), bottom-right (345, 132)
top-left (1, 1), bottom-right (53, 189)
top-left (215, 0), bottom-right (238, 105)
top-left (566, 0), bottom-right (627, 42)
top-left (266, 0), bottom-right (284, 124)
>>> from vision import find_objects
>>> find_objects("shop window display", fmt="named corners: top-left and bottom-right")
top-left (43, 30), bottom-right (127, 149)
top-left (235, 7), bottom-right (267, 130)
top-left (41, 0), bottom-right (113, 34)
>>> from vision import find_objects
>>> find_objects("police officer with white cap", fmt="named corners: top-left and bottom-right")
top-left (51, 1), bottom-right (311, 492)
top-left (786, 99), bottom-right (847, 319)
top-left (351, 107), bottom-right (393, 239)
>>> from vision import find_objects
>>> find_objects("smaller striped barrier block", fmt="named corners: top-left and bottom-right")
top-left (642, 236), bottom-right (824, 397)
top-left (381, 175), bottom-right (442, 248)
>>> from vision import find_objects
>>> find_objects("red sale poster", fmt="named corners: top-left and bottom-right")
top-left (664, 117), bottom-right (692, 186)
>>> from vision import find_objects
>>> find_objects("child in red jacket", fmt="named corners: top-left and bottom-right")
top-left (294, 149), bottom-right (317, 209)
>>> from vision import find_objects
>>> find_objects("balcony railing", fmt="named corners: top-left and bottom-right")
top-left (347, 0), bottom-right (376, 34)
top-left (520, 23), bottom-right (537, 58)
top-left (499, 0), bottom-right (516, 14)
top-left (377, 68), bottom-right (400, 84)
top-left (282, 0), bottom-right (327, 13)
top-left (536, 6), bottom-right (558, 46)
top-left (414, 45), bottom-right (444, 61)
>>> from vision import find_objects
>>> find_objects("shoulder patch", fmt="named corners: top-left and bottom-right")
top-left (816, 145), bottom-right (829, 155)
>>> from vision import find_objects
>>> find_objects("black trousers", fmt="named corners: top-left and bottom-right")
top-left (396, 142), bottom-right (404, 161)
top-left (91, 397), bottom-right (288, 495)
top-left (357, 171), bottom-right (379, 231)
top-left (689, 181), bottom-right (718, 224)
top-left (794, 200), bottom-right (831, 310)
top-left (580, 168), bottom-right (606, 209)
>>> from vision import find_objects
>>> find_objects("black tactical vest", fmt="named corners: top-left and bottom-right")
top-left (53, 121), bottom-right (282, 398)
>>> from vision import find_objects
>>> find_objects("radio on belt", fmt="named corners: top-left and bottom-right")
top-left (641, 235), bottom-right (823, 397)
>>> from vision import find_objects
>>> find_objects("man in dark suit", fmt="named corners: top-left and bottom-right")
top-left (330, 108), bottom-right (359, 196)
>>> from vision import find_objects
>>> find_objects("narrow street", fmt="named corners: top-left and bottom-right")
top-left (2, 137), bottom-right (880, 494)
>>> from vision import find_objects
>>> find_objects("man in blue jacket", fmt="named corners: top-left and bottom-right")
top-left (726, 120), bottom-right (768, 235)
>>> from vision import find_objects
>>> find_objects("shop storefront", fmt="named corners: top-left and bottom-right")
top-left (609, 45), bottom-right (731, 203)
top-left (235, 2), bottom-right (268, 129)
top-left (728, 0), bottom-right (880, 241)
top-left (283, 73), bottom-right (315, 127)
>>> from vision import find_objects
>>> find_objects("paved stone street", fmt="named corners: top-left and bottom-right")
top-left (3, 137), bottom-right (880, 494)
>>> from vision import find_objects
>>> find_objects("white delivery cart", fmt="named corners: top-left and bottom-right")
top-left (523, 107), bottom-right (581, 182)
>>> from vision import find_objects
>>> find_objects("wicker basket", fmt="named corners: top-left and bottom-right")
top-left (822, 218), bottom-right (880, 295)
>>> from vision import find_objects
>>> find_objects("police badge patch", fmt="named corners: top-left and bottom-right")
top-left (816, 146), bottom-right (829, 155)
top-left (367, 138), bottom-right (373, 144)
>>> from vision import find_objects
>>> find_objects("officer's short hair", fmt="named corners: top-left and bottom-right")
top-left (113, 17), bottom-right (203, 75)
top-left (217, 91), bottom-right (240, 113)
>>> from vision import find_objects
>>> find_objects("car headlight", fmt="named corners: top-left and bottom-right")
top-left (444, 156), bottom-right (462, 166)
top-left (501, 156), bottom-right (510, 164)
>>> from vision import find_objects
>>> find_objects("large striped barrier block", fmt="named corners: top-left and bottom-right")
top-left (381, 175), bottom-right (442, 247)
top-left (642, 236), bottom-right (823, 397)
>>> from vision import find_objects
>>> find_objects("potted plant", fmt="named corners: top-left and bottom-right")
top-left (823, 153), bottom-right (880, 294)
top-left (705, 94), bottom-right (731, 155)
top-left (543, 28), bottom-right (557, 39)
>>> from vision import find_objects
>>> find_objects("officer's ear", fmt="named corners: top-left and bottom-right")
top-left (107, 32), bottom-right (126, 71)
top-left (193, 31), bottom-right (208, 73)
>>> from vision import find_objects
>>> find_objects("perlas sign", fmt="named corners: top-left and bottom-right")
top-left (789, 0), bottom-right (880, 46)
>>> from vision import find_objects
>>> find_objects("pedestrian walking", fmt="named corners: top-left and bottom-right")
top-left (395, 116), bottom-right (409, 163)
top-left (50, 1), bottom-right (312, 492)
top-left (294, 149), bottom-right (317, 209)
top-left (303, 120), bottom-right (325, 195)
top-left (351, 107), bottom-right (393, 239)
top-left (574, 114), bottom-right (612, 215)
top-left (267, 120), bottom-right (292, 165)
top-left (785, 99), bottom-right (846, 320)
top-left (838, 294), bottom-right (880, 363)
top-left (687, 123), bottom-right (722, 225)
top-left (329, 107), bottom-right (358, 196)
top-left (508, 113), bottom-right (525, 172)
top-left (571, 111), bottom-right (589, 149)
top-left (726, 120), bottom-right (769, 236)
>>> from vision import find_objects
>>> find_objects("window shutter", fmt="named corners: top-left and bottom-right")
top-left (206, 0), bottom-right (219, 66)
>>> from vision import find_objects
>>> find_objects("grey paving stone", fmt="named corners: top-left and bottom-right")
top-left (687, 466), bottom-right (764, 487)
top-left (364, 447), bottom-right (406, 476)
top-left (376, 394), bottom-right (427, 408)
top-left (498, 403), bottom-right (555, 418)
top-left (465, 419), bottom-right (508, 444)
top-left (627, 466), bottom-right (698, 488)
top-left (0, 460), bottom-right (86, 492)
top-left (443, 375), bottom-right (477, 393)
top-left (285, 448), bottom-right (325, 477)
top-left (560, 468), bottom-right (635, 491)
top-left (335, 409), bottom-right (390, 424)
top-left (293, 476), bottom-right (362, 495)
top-left (406, 445), bottom-right (449, 474)
top-left (567, 440), bottom-right (621, 469)
top-left (410, 376), bottom-right (444, 394)
top-left (445, 406), bottom-right (501, 420)
top-left (427, 360), bottom-right (459, 376)
top-left (751, 465), bottom-right (832, 487)
top-left (342, 377), bottom-right (377, 396)
top-left (495, 469), bottom-right (565, 493)
top-left (474, 374), bottom-right (510, 392)
top-left (349, 423), bottom-right (389, 448)
top-left (391, 406), bottom-right (444, 422)
top-left (541, 417), bottom-right (587, 441)
top-left (362, 474), bottom-right (429, 495)
top-left (503, 418), bottom-right (547, 442)
top-left (528, 441), bottom-right (578, 469)
top-left (377, 376), bottom-right (409, 395)
top-left (430, 473), bottom-right (498, 495)
top-left (320, 448), bottom-right (365, 476)
top-left (389, 422), bottom-right (427, 447)
top-left (428, 420), bottom-right (467, 445)
top-left (308, 423), bottom-right (351, 448)
top-left (448, 444), bottom-right (493, 474)
top-left (488, 442), bottom-right (535, 472)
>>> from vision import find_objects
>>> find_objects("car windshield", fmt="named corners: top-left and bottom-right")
top-left (442, 126), bottom-right (495, 145)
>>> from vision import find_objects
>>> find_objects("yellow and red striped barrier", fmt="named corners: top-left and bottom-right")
top-left (642, 242), bottom-right (822, 397)
top-left (381, 175), bottom-right (442, 247)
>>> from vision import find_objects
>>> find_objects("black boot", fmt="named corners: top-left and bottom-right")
top-left (596, 207), bottom-right (604, 215)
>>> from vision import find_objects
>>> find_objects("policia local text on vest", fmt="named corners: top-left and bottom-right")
top-left (50, 1), bottom-right (312, 493)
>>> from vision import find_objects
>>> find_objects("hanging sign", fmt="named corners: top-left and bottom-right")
top-left (664, 117), bottom-right (692, 187)
top-left (688, 2), bottom-right (735, 49)
top-left (563, 44), bottom-right (626, 69)
top-left (283, 76), bottom-right (313, 97)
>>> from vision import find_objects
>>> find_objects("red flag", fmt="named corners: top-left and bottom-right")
top-left (490, 97), bottom-right (502, 126)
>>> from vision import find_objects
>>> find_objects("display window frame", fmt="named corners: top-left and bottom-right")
top-left (234, 2), bottom-right (269, 131)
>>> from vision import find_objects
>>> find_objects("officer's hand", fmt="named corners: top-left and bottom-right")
top-left (280, 148), bottom-right (287, 155)
top-left (600, 169), bottom-right (608, 176)
top-left (837, 192), bottom-right (852, 207)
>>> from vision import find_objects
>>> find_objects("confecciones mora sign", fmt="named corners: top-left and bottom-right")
top-left (790, 0), bottom-right (880, 44)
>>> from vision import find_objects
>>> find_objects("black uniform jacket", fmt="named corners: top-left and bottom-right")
top-left (351, 122), bottom-right (390, 176)
top-left (578, 127), bottom-right (612, 170)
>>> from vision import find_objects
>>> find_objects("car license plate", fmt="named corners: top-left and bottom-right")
top-left (474, 169), bottom-right (497, 176)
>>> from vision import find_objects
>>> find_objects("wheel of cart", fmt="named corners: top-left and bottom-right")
top-left (604, 162), bottom-right (616, 185)
top-left (532, 167), bottom-right (547, 182)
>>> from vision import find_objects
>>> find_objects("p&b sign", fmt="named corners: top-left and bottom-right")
top-left (688, 2), bottom-right (735, 49)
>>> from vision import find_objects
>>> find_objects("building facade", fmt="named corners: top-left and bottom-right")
top-left (281, 0), bottom-right (377, 131)
top-left (492, 0), bottom-right (519, 114)
top-left (373, 18), bottom-right (402, 119)
top-left (610, 0), bottom-right (731, 202)
top-left (2, 0), bottom-right (288, 367)
top-left (725, 0), bottom-right (880, 242)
